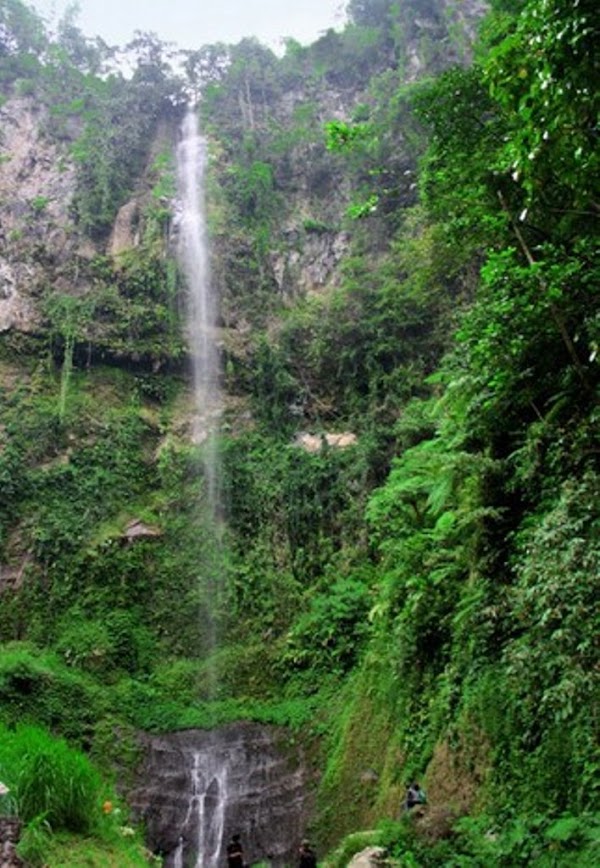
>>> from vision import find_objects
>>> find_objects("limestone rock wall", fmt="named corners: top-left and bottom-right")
top-left (0, 97), bottom-right (81, 332)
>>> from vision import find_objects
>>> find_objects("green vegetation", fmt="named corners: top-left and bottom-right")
top-left (0, 0), bottom-right (598, 864)
top-left (0, 723), bottom-right (103, 832)
top-left (325, 812), bottom-right (600, 866)
top-left (0, 723), bottom-right (150, 867)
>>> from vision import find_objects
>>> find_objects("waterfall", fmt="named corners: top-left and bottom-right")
top-left (174, 107), bottom-right (226, 864)
top-left (131, 725), bottom-right (315, 868)
top-left (176, 105), bottom-right (220, 507)
top-left (172, 750), bottom-right (227, 868)
top-left (176, 105), bottom-right (223, 690)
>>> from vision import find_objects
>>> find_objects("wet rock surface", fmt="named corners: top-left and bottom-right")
top-left (129, 723), bottom-right (316, 867)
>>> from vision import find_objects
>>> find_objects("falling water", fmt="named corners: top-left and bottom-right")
top-left (131, 725), bottom-right (315, 867)
top-left (176, 105), bottom-right (222, 665)
top-left (172, 751), bottom-right (227, 868)
top-left (175, 106), bottom-right (225, 866)
top-left (176, 106), bottom-right (220, 507)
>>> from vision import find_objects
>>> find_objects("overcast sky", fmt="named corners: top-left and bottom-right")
top-left (30, 0), bottom-right (348, 52)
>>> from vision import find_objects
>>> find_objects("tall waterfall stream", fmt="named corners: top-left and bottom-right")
top-left (177, 106), bottom-right (220, 498)
top-left (175, 107), bottom-right (226, 868)
top-left (137, 109), bottom-right (314, 868)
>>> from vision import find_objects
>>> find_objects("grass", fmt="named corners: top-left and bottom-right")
top-left (0, 723), bottom-right (152, 867)
top-left (0, 723), bottom-right (104, 832)
top-left (38, 832), bottom-right (156, 867)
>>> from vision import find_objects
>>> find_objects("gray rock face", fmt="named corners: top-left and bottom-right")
top-left (270, 230), bottom-right (350, 299)
top-left (0, 98), bottom-right (76, 231)
top-left (129, 724), bottom-right (315, 867)
top-left (0, 97), bottom-right (79, 333)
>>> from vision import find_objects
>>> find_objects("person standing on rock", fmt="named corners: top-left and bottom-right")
top-left (298, 838), bottom-right (317, 867)
top-left (226, 833), bottom-right (245, 867)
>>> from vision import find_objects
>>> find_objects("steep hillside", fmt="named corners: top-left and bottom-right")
top-left (0, 0), bottom-right (598, 865)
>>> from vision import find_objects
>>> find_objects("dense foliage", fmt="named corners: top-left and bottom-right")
top-left (0, 0), bottom-right (598, 864)
top-left (0, 723), bottom-right (149, 866)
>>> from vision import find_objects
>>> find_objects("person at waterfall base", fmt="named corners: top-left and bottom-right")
top-left (227, 833), bottom-right (245, 867)
top-left (298, 838), bottom-right (317, 868)
top-left (404, 781), bottom-right (427, 811)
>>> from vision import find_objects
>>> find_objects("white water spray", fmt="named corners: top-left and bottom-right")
top-left (172, 751), bottom-right (227, 868)
top-left (176, 106), bottom-right (220, 506)
top-left (174, 106), bottom-right (227, 868)
top-left (176, 105), bottom-right (223, 674)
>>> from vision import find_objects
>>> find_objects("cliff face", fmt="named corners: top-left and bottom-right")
top-left (3, 5), bottom-right (597, 867)
top-left (0, 97), bottom-right (81, 333)
top-left (0, 95), bottom-right (352, 358)
top-left (129, 724), bottom-right (315, 867)
top-left (0, 0), bottom-right (517, 860)
top-left (0, 2), bottom-right (487, 342)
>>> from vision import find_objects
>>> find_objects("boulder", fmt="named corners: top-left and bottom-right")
top-left (122, 520), bottom-right (163, 543)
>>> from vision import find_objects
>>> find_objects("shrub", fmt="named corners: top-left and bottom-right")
top-left (55, 618), bottom-right (112, 675)
top-left (0, 724), bottom-right (103, 833)
top-left (15, 815), bottom-right (52, 868)
top-left (0, 643), bottom-right (102, 740)
top-left (282, 574), bottom-right (372, 678)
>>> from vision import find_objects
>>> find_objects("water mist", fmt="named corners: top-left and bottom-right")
top-left (175, 106), bottom-right (225, 867)
top-left (177, 105), bottom-right (220, 504)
